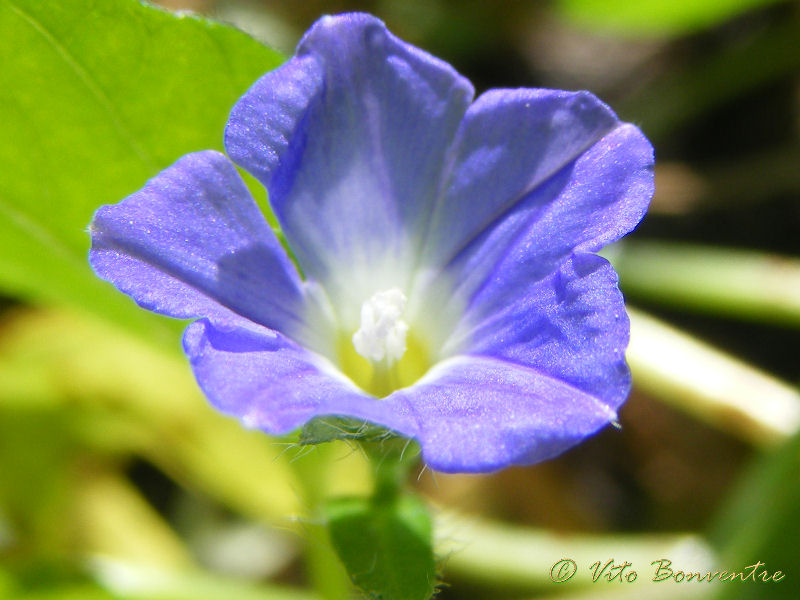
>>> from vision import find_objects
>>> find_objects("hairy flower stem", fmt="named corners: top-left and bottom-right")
top-left (362, 438), bottom-right (421, 504)
top-left (290, 446), bottom-right (353, 600)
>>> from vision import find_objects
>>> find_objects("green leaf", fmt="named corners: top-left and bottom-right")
top-left (325, 495), bottom-right (437, 600)
top-left (708, 431), bottom-right (800, 599)
top-left (556, 0), bottom-right (784, 37)
top-left (0, 0), bottom-right (283, 342)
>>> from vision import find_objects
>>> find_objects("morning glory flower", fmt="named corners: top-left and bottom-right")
top-left (89, 13), bottom-right (653, 473)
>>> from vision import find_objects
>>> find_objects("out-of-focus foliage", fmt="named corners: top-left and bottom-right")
top-left (556, 0), bottom-right (786, 37)
top-left (611, 243), bottom-right (800, 328)
top-left (709, 431), bottom-right (800, 600)
top-left (0, 307), bottom-right (371, 597)
top-left (618, 17), bottom-right (800, 142)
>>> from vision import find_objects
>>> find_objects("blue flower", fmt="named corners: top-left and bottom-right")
top-left (89, 13), bottom-right (653, 473)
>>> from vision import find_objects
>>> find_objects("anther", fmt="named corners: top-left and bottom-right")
top-left (352, 288), bottom-right (408, 363)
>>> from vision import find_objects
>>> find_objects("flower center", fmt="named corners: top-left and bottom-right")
top-left (336, 287), bottom-right (431, 397)
top-left (352, 288), bottom-right (408, 363)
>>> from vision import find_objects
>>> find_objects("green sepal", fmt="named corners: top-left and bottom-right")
top-left (298, 417), bottom-right (398, 445)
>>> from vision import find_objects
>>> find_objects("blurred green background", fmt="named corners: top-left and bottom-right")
top-left (1, 0), bottom-right (799, 598)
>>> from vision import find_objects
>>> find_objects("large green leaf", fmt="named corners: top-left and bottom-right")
top-left (326, 495), bottom-right (437, 600)
top-left (0, 0), bottom-right (283, 342)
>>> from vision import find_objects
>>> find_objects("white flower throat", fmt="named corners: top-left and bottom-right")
top-left (352, 288), bottom-right (409, 363)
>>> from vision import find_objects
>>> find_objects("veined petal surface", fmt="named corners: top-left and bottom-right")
top-left (184, 317), bottom-right (418, 437)
top-left (226, 14), bottom-right (474, 324)
top-left (396, 354), bottom-right (619, 473)
top-left (432, 91), bottom-right (653, 302)
top-left (89, 151), bottom-right (310, 342)
top-left (454, 254), bottom-right (631, 409)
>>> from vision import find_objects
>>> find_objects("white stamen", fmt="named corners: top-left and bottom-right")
top-left (352, 288), bottom-right (409, 363)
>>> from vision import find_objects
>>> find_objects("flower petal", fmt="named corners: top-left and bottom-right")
top-left (451, 253), bottom-right (631, 410)
top-left (225, 13), bottom-right (474, 306)
top-left (427, 89), bottom-right (652, 292)
top-left (184, 317), bottom-right (419, 437)
top-left (396, 352), bottom-right (620, 473)
top-left (89, 150), bottom-right (309, 341)
top-left (411, 254), bottom-right (630, 473)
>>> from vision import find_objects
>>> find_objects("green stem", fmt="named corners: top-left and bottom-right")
top-left (362, 437), bottom-right (421, 504)
top-left (290, 445), bottom-right (354, 600)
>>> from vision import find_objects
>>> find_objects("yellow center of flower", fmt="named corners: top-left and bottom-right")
top-left (338, 288), bottom-right (431, 397)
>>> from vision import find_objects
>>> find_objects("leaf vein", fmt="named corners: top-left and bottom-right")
top-left (3, 0), bottom-right (158, 169)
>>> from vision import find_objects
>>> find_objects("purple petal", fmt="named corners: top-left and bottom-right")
top-left (89, 151), bottom-right (309, 340)
top-left (224, 54), bottom-right (323, 192)
top-left (429, 89), bottom-right (653, 293)
top-left (184, 317), bottom-right (419, 437)
top-left (409, 254), bottom-right (630, 473)
top-left (452, 254), bottom-right (631, 411)
top-left (396, 353), bottom-right (619, 473)
top-left (225, 13), bottom-right (474, 289)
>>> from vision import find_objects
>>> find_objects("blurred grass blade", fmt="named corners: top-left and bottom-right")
top-left (0, 0), bottom-right (282, 344)
top-left (610, 242), bottom-right (800, 327)
top-left (436, 510), bottom-right (715, 591)
top-left (73, 470), bottom-right (193, 569)
top-left (627, 308), bottom-right (800, 446)
top-left (0, 308), bottom-right (302, 524)
top-left (90, 557), bottom-right (319, 600)
top-left (556, 0), bottom-right (783, 37)
top-left (534, 585), bottom-right (710, 600)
